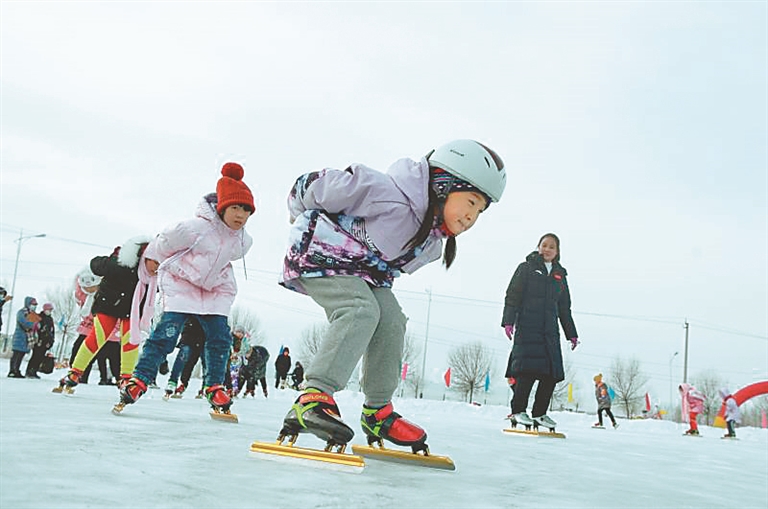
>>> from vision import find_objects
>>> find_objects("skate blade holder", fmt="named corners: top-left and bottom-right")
top-left (250, 438), bottom-right (365, 473)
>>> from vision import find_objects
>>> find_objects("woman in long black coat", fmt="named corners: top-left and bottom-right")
top-left (501, 233), bottom-right (578, 430)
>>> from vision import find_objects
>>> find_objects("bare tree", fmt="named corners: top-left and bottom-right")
top-left (229, 305), bottom-right (264, 345)
top-left (298, 322), bottom-right (327, 369)
top-left (609, 356), bottom-right (649, 418)
top-left (692, 370), bottom-right (726, 425)
top-left (43, 284), bottom-right (81, 363)
top-left (448, 341), bottom-right (492, 404)
top-left (399, 332), bottom-right (421, 396)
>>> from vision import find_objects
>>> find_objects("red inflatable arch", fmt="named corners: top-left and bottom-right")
top-left (714, 380), bottom-right (768, 427)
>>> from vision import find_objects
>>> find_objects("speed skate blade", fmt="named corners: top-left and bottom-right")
top-left (351, 444), bottom-right (456, 471)
top-left (250, 440), bottom-right (364, 471)
top-left (210, 411), bottom-right (239, 423)
top-left (502, 428), bottom-right (566, 439)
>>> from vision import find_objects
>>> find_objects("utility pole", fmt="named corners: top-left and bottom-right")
top-left (683, 319), bottom-right (690, 383)
top-left (418, 287), bottom-right (432, 399)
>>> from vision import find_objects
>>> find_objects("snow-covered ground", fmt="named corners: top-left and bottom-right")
top-left (1, 358), bottom-right (766, 509)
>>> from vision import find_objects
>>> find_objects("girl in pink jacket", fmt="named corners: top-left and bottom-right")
top-left (679, 383), bottom-right (706, 435)
top-left (117, 163), bottom-right (254, 416)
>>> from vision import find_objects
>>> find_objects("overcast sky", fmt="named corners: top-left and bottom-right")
top-left (1, 1), bottom-right (766, 404)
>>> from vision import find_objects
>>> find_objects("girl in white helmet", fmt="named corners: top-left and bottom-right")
top-left (278, 139), bottom-right (507, 452)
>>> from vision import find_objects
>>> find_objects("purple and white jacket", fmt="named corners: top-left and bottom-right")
top-left (280, 157), bottom-right (448, 294)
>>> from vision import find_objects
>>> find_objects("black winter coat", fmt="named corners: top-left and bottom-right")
top-left (275, 352), bottom-right (292, 376)
top-left (502, 251), bottom-right (578, 382)
top-left (90, 253), bottom-right (140, 319)
top-left (35, 313), bottom-right (55, 349)
top-left (177, 318), bottom-right (205, 349)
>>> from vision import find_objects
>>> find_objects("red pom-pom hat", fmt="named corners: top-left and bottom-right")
top-left (216, 162), bottom-right (254, 214)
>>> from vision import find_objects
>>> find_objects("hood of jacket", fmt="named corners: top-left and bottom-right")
top-left (118, 235), bottom-right (154, 268)
top-left (525, 251), bottom-right (568, 276)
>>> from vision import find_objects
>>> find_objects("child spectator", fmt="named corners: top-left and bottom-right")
top-left (719, 387), bottom-right (741, 438)
top-left (593, 373), bottom-right (618, 428)
top-left (25, 303), bottom-right (55, 378)
top-left (679, 383), bottom-right (706, 435)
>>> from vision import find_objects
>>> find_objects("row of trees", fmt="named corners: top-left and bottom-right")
top-left (296, 322), bottom-right (768, 427)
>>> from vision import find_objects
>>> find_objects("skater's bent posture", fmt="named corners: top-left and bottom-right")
top-left (502, 233), bottom-right (579, 431)
top-left (679, 383), bottom-right (705, 435)
top-left (719, 387), bottom-right (741, 438)
top-left (55, 237), bottom-right (152, 392)
top-left (278, 139), bottom-right (507, 449)
top-left (119, 163), bottom-right (254, 414)
top-left (593, 373), bottom-right (618, 428)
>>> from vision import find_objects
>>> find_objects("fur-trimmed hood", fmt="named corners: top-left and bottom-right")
top-left (117, 235), bottom-right (154, 268)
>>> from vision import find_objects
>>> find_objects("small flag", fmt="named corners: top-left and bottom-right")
top-left (567, 383), bottom-right (573, 403)
top-left (645, 392), bottom-right (651, 412)
top-left (762, 410), bottom-right (767, 429)
top-left (484, 372), bottom-right (490, 392)
top-left (443, 367), bottom-right (451, 388)
top-left (401, 363), bottom-right (408, 381)
top-left (58, 316), bottom-right (66, 328)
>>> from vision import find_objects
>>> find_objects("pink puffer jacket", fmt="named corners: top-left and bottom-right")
top-left (144, 194), bottom-right (253, 316)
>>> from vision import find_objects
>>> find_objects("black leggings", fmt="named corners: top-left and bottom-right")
top-left (598, 408), bottom-right (616, 425)
top-left (511, 374), bottom-right (556, 417)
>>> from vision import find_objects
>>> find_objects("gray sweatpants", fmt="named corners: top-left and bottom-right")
top-left (299, 275), bottom-right (407, 407)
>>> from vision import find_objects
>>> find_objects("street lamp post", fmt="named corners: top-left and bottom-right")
top-left (669, 351), bottom-right (679, 418)
top-left (3, 230), bottom-right (46, 347)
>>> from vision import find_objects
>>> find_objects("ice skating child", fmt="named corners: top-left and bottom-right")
top-left (593, 373), bottom-right (618, 428)
top-left (224, 326), bottom-right (246, 397)
top-left (290, 361), bottom-right (304, 390)
top-left (161, 317), bottom-right (204, 397)
top-left (502, 233), bottom-right (579, 431)
top-left (278, 139), bottom-right (507, 450)
top-left (8, 297), bottom-right (38, 378)
top-left (69, 268), bottom-right (103, 382)
top-left (274, 347), bottom-right (291, 389)
top-left (25, 303), bottom-right (55, 378)
top-left (238, 344), bottom-right (270, 397)
top-left (719, 387), bottom-right (741, 438)
top-left (54, 237), bottom-right (153, 393)
top-left (679, 383), bottom-right (706, 435)
top-left (118, 163), bottom-right (254, 415)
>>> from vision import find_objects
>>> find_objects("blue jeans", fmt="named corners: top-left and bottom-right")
top-left (169, 344), bottom-right (191, 384)
top-left (134, 312), bottom-right (231, 387)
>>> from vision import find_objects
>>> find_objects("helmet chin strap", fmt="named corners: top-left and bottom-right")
top-left (433, 202), bottom-right (455, 237)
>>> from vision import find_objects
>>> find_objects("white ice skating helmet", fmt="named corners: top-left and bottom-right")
top-left (427, 139), bottom-right (507, 203)
top-left (77, 267), bottom-right (102, 289)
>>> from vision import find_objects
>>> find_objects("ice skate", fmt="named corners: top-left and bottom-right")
top-left (113, 377), bottom-right (147, 414)
top-left (360, 402), bottom-right (427, 452)
top-left (164, 381), bottom-right (177, 400)
top-left (683, 428), bottom-right (700, 436)
top-left (206, 385), bottom-right (238, 423)
top-left (508, 412), bottom-right (534, 429)
top-left (351, 402), bottom-right (454, 470)
top-left (52, 369), bottom-right (82, 394)
top-left (612, 422), bottom-right (619, 429)
top-left (533, 414), bottom-right (558, 432)
top-left (592, 422), bottom-right (605, 429)
top-left (278, 389), bottom-right (354, 449)
top-left (171, 383), bottom-right (185, 399)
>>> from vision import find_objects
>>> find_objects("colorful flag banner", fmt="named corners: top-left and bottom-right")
top-left (401, 363), bottom-right (408, 381)
top-left (567, 383), bottom-right (573, 403)
top-left (645, 392), bottom-right (651, 412)
top-left (484, 372), bottom-right (490, 392)
top-left (443, 367), bottom-right (451, 388)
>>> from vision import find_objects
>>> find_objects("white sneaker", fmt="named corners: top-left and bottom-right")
top-left (533, 414), bottom-right (557, 429)
top-left (511, 412), bottom-right (534, 426)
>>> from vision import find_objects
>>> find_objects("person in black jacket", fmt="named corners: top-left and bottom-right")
top-left (54, 235), bottom-right (152, 393)
top-left (289, 361), bottom-right (304, 390)
top-left (25, 303), bottom-right (55, 378)
top-left (501, 233), bottom-right (578, 431)
top-left (274, 347), bottom-right (291, 389)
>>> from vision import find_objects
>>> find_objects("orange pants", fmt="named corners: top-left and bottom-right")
top-left (71, 314), bottom-right (140, 377)
top-left (689, 411), bottom-right (699, 431)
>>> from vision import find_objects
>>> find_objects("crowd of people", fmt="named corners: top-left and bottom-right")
top-left (1, 141), bottom-right (746, 449)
